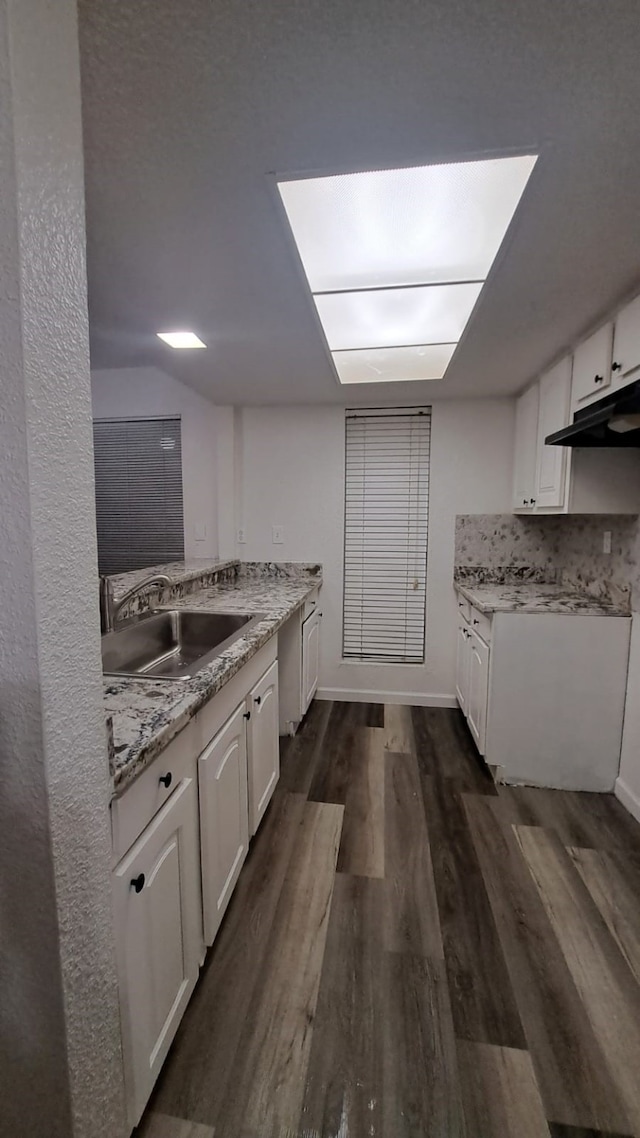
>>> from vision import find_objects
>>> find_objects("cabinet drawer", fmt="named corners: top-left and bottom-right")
top-left (469, 605), bottom-right (492, 643)
top-left (456, 596), bottom-right (471, 624)
top-left (111, 720), bottom-right (198, 862)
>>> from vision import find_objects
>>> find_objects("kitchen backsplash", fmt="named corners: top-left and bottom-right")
top-left (455, 514), bottom-right (640, 608)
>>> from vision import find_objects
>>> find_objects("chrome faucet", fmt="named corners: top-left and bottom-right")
top-left (99, 573), bottom-right (172, 634)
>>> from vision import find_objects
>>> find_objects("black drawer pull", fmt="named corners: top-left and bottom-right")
top-left (473, 619), bottom-right (480, 625)
top-left (594, 374), bottom-right (604, 384)
top-left (243, 710), bottom-right (251, 721)
top-left (131, 873), bottom-right (145, 894)
top-left (254, 695), bottom-right (262, 705)
top-left (159, 772), bottom-right (172, 789)
top-left (612, 361), bottom-right (622, 372)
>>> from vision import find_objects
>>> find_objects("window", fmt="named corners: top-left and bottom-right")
top-left (93, 417), bottom-right (184, 574)
top-left (343, 407), bottom-right (430, 663)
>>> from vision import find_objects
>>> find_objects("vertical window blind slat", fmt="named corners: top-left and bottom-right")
top-left (93, 417), bottom-right (185, 574)
top-left (342, 408), bottom-right (430, 664)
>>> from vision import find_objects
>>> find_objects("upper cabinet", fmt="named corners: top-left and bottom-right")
top-left (512, 384), bottom-right (539, 512)
top-left (535, 358), bottom-right (572, 510)
top-left (612, 294), bottom-right (640, 391)
top-left (571, 323), bottom-right (613, 412)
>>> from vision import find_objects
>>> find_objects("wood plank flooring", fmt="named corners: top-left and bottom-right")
top-left (140, 701), bottom-right (640, 1138)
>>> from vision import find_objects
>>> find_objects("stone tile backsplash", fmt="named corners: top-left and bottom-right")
top-left (455, 514), bottom-right (640, 608)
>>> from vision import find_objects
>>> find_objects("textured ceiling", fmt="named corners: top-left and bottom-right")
top-left (78, 0), bottom-right (640, 405)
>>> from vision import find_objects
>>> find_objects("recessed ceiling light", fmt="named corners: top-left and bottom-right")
top-left (157, 330), bottom-right (206, 349)
top-left (277, 154), bottom-right (537, 384)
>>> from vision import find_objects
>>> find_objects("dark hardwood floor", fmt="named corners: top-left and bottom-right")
top-left (138, 701), bottom-right (640, 1138)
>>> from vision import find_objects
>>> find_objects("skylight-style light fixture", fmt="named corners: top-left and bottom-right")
top-left (157, 331), bottom-right (206, 349)
top-left (277, 155), bottom-right (537, 384)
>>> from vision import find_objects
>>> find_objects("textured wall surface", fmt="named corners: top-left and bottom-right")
top-left (0, 2), bottom-right (125, 1135)
top-left (455, 513), bottom-right (640, 607)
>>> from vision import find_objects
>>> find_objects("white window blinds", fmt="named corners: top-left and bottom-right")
top-left (343, 407), bottom-right (430, 663)
top-left (93, 417), bottom-right (185, 574)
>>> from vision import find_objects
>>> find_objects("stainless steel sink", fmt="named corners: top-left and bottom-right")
top-left (102, 609), bottom-right (266, 679)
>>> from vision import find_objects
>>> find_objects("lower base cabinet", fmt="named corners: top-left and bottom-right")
top-left (454, 594), bottom-right (631, 792)
top-left (247, 658), bottom-right (280, 835)
top-left (199, 702), bottom-right (249, 947)
top-left (112, 639), bottom-right (281, 1131)
top-left (112, 777), bottom-right (201, 1127)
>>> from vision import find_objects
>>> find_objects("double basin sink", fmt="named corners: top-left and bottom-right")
top-left (102, 609), bottom-right (266, 680)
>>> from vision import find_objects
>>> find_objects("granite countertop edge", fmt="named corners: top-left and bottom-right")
top-left (454, 579), bottom-right (630, 617)
top-left (107, 571), bottom-right (322, 797)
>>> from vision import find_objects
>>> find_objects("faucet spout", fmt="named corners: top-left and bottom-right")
top-left (100, 573), bottom-right (172, 634)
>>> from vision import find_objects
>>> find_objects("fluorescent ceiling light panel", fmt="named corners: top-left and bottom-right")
top-left (333, 344), bottom-right (456, 384)
top-left (278, 156), bottom-right (537, 291)
top-left (277, 153), bottom-right (537, 383)
top-left (157, 330), bottom-right (206, 349)
top-left (315, 282), bottom-right (482, 351)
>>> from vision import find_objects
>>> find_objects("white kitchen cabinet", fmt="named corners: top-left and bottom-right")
top-left (198, 702), bottom-right (249, 947)
top-left (534, 358), bottom-right (572, 510)
top-left (453, 591), bottom-right (630, 792)
top-left (247, 658), bottom-right (280, 835)
top-left (278, 587), bottom-right (321, 735)
top-left (466, 628), bottom-right (490, 755)
top-left (455, 619), bottom-right (470, 714)
top-left (113, 777), bottom-right (201, 1128)
top-left (571, 323), bottom-right (613, 410)
top-left (512, 383), bottom-right (539, 511)
top-left (301, 607), bottom-right (321, 714)
top-left (612, 293), bottom-right (640, 390)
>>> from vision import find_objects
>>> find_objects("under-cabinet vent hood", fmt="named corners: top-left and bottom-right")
top-left (546, 379), bottom-right (640, 447)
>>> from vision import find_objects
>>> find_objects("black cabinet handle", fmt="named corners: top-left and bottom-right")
top-left (131, 873), bottom-right (145, 894)
top-left (319, 612), bottom-right (323, 617)
top-left (612, 361), bottom-right (622, 372)
top-left (254, 695), bottom-right (261, 705)
top-left (159, 772), bottom-right (172, 789)
top-left (243, 710), bottom-right (251, 721)
top-left (594, 374), bottom-right (604, 384)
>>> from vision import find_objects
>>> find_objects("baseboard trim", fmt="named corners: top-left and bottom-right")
top-left (316, 687), bottom-right (458, 708)
top-left (615, 777), bottom-right (640, 825)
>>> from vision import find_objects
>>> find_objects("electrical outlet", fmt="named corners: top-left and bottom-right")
top-left (603, 530), bottom-right (612, 555)
top-left (272, 525), bottom-right (284, 544)
top-left (237, 527), bottom-right (246, 544)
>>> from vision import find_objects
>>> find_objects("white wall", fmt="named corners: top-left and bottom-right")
top-left (91, 366), bottom-right (220, 560)
top-left (237, 400), bottom-right (515, 702)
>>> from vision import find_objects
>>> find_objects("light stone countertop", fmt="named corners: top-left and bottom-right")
top-left (105, 569), bottom-right (322, 796)
top-left (454, 580), bottom-right (630, 617)
top-left (108, 558), bottom-right (239, 602)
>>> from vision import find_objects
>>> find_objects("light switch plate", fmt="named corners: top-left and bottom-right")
top-left (272, 525), bottom-right (284, 544)
top-left (194, 523), bottom-right (207, 542)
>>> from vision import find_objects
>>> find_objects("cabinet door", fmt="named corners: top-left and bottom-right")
top-left (301, 609), bottom-right (321, 715)
top-left (247, 659), bottom-right (280, 835)
top-left (512, 383), bottom-right (539, 511)
top-left (466, 629), bottom-right (490, 755)
top-left (612, 294), bottom-right (640, 390)
top-left (535, 358), bottom-right (572, 510)
top-left (199, 703), bottom-right (249, 947)
top-left (455, 622), bottom-right (470, 713)
top-left (571, 323), bottom-right (612, 409)
top-left (113, 777), bottom-right (201, 1128)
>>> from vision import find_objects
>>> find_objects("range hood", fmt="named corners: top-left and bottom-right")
top-left (546, 378), bottom-right (640, 447)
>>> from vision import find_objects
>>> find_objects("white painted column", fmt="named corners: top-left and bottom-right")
top-left (0, 2), bottom-right (126, 1136)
